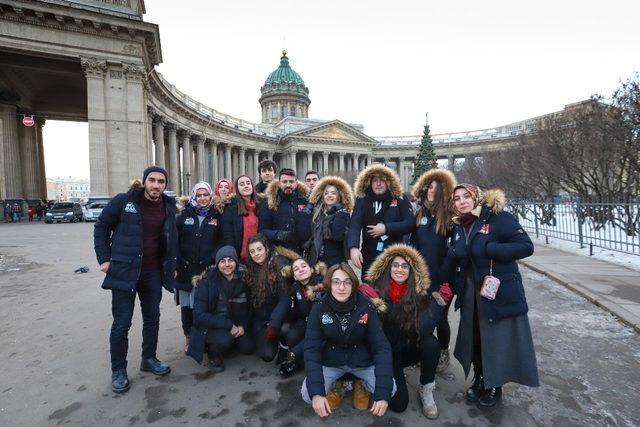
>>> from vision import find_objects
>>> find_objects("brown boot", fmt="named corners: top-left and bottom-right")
top-left (326, 381), bottom-right (343, 410)
top-left (352, 380), bottom-right (370, 410)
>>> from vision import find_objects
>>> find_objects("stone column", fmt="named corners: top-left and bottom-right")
top-left (338, 153), bottom-right (345, 172)
top-left (18, 123), bottom-right (40, 199)
top-left (146, 107), bottom-right (155, 166)
top-left (36, 118), bottom-right (47, 199)
top-left (306, 151), bottom-right (313, 173)
top-left (367, 154), bottom-right (373, 167)
top-left (123, 64), bottom-right (147, 182)
top-left (224, 144), bottom-right (232, 178)
top-left (252, 150), bottom-right (259, 180)
top-left (181, 131), bottom-right (192, 194)
top-left (239, 147), bottom-right (246, 177)
top-left (322, 151), bottom-right (329, 176)
top-left (153, 116), bottom-right (165, 168)
top-left (81, 58), bottom-right (108, 195)
top-left (0, 104), bottom-right (22, 199)
top-left (289, 150), bottom-right (298, 171)
top-left (448, 155), bottom-right (455, 171)
top-left (195, 135), bottom-right (205, 183)
top-left (210, 141), bottom-right (218, 182)
top-left (166, 124), bottom-right (179, 192)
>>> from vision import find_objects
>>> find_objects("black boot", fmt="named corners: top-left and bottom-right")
top-left (275, 345), bottom-right (289, 365)
top-left (466, 371), bottom-right (484, 402)
top-left (279, 352), bottom-right (300, 378)
top-left (111, 369), bottom-right (130, 394)
top-left (140, 357), bottom-right (171, 376)
top-left (478, 387), bottom-right (502, 407)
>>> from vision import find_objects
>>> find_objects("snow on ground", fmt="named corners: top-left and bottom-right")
top-left (530, 235), bottom-right (640, 272)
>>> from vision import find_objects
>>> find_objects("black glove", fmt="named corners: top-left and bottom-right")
top-left (275, 230), bottom-right (293, 242)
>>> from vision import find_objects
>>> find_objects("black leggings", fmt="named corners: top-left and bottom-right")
top-left (436, 302), bottom-right (451, 350)
top-left (205, 328), bottom-right (255, 358)
top-left (254, 320), bottom-right (305, 362)
top-left (389, 334), bottom-right (440, 413)
top-left (180, 307), bottom-right (193, 337)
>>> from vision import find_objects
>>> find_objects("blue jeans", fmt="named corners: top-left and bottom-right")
top-left (109, 270), bottom-right (163, 372)
top-left (301, 365), bottom-right (397, 403)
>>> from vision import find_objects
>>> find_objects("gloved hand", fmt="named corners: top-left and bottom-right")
top-left (438, 283), bottom-right (453, 304)
top-left (275, 230), bottom-right (293, 242)
top-left (263, 325), bottom-right (278, 342)
top-left (359, 284), bottom-right (380, 300)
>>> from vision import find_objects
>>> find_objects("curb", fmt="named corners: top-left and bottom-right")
top-left (520, 260), bottom-right (640, 334)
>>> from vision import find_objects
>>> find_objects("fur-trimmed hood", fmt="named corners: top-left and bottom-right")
top-left (265, 179), bottom-right (310, 210)
top-left (411, 168), bottom-right (457, 205)
top-left (308, 176), bottom-right (355, 213)
top-left (452, 188), bottom-right (507, 223)
top-left (364, 244), bottom-right (430, 296)
top-left (353, 163), bottom-right (404, 199)
top-left (280, 262), bottom-right (327, 301)
top-left (213, 193), bottom-right (233, 214)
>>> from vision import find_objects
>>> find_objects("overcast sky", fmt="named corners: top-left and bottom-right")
top-left (44, 0), bottom-right (640, 179)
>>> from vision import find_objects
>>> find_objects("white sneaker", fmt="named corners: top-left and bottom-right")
top-left (418, 381), bottom-right (438, 419)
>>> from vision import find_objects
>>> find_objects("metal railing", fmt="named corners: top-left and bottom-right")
top-left (507, 199), bottom-right (640, 256)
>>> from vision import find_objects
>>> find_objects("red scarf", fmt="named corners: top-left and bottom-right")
top-left (388, 279), bottom-right (407, 304)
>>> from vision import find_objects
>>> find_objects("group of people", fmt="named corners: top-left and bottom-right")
top-left (3, 201), bottom-right (47, 222)
top-left (94, 160), bottom-right (539, 419)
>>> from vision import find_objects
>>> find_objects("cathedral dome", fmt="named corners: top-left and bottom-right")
top-left (259, 50), bottom-right (310, 124)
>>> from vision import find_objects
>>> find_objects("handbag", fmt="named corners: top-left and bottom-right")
top-left (480, 259), bottom-right (501, 300)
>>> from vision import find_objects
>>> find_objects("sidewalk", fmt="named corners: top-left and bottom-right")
top-left (521, 244), bottom-right (640, 333)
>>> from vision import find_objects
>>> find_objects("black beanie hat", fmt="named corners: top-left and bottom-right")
top-left (143, 166), bottom-right (169, 184)
top-left (216, 246), bottom-right (239, 265)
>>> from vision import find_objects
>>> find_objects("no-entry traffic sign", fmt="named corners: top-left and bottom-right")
top-left (22, 115), bottom-right (35, 127)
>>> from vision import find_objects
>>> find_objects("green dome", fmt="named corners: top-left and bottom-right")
top-left (264, 50), bottom-right (305, 86)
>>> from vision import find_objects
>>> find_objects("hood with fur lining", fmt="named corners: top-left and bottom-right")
top-left (353, 163), bottom-right (403, 199)
top-left (265, 179), bottom-right (310, 210)
top-left (308, 176), bottom-right (355, 213)
top-left (364, 244), bottom-right (430, 297)
top-left (281, 262), bottom-right (327, 301)
top-left (411, 168), bottom-right (457, 205)
top-left (213, 193), bottom-right (233, 214)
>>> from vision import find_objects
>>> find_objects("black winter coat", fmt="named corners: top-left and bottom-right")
top-left (94, 187), bottom-right (177, 292)
top-left (298, 204), bottom-right (350, 267)
top-left (250, 254), bottom-right (293, 330)
top-left (347, 194), bottom-right (414, 263)
top-left (410, 208), bottom-right (453, 291)
top-left (221, 198), bottom-right (261, 256)
top-left (175, 205), bottom-right (221, 292)
top-left (304, 293), bottom-right (393, 401)
top-left (259, 189), bottom-right (308, 253)
top-left (444, 205), bottom-right (534, 322)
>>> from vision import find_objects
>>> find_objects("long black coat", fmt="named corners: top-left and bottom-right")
top-left (94, 187), bottom-right (177, 292)
top-left (298, 204), bottom-right (350, 266)
top-left (347, 194), bottom-right (414, 264)
top-left (304, 293), bottom-right (393, 401)
top-left (188, 268), bottom-right (251, 363)
top-left (259, 183), bottom-right (309, 253)
top-left (410, 207), bottom-right (453, 291)
top-left (221, 197), bottom-right (261, 256)
top-left (175, 205), bottom-right (220, 292)
top-left (444, 196), bottom-right (534, 322)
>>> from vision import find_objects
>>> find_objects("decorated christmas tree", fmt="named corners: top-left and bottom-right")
top-left (412, 113), bottom-right (438, 183)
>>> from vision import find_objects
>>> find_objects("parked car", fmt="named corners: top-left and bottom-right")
top-left (84, 201), bottom-right (109, 222)
top-left (45, 202), bottom-right (84, 223)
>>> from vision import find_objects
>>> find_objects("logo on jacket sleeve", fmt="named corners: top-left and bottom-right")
top-left (184, 217), bottom-right (194, 225)
top-left (358, 313), bottom-right (368, 324)
top-left (321, 313), bottom-right (333, 325)
top-left (389, 199), bottom-right (398, 207)
top-left (479, 224), bottom-right (490, 234)
top-left (124, 202), bottom-right (137, 214)
top-left (208, 218), bottom-right (218, 226)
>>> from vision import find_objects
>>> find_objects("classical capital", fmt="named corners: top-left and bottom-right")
top-left (123, 63), bottom-right (147, 82)
top-left (81, 57), bottom-right (107, 78)
top-left (165, 122), bottom-right (177, 132)
top-left (153, 115), bottom-right (166, 125)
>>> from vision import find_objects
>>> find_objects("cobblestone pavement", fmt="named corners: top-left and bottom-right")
top-left (1, 222), bottom-right (639, 426)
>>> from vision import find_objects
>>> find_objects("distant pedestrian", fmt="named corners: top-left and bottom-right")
top-left (28, 206), bottom-right (35, 222)
top-left (94, 166), bottom-right (178, 394)
top-left (12, 202), bottom-right (21, 223)
top-left (445, 184), bottom-right (539, 408)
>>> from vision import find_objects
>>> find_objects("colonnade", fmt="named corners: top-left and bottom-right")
top-left (0, 103), bottom-right (47, 200)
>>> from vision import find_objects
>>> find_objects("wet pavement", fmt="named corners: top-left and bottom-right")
top-left (1, 222), bottom-right (639, 426)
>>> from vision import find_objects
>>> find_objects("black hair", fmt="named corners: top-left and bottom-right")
top-left (279, 168), bottom-right (296, 179)
top-left (258, 159), bottom-right (277, 173)
top-left (305, 170), bottom-right (319, 178)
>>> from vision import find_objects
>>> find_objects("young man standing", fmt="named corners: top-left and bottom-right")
top-left (304, 170), bottom-right (320, 191)
top-left (259, 168), bottom-right (309, 253)
top-left (255, 159), bottom-right (277, 194)
top-left (94, 166), bottom-right (178, 394)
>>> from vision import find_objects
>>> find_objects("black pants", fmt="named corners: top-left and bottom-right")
top-left (389, 334), bottom-right (440, 413)
top-left (205, 328), bottom-right (255, 358)
top-left (110, 270), bottom-right (163, 372)
top-left (281, 319), bottom-right (306, 351)
top-left (253, 320), bottom-right (302, 362)
top-left (181, 306), bottom-right (193, 337)
top-left (436, 302), bottom-right (452, 350)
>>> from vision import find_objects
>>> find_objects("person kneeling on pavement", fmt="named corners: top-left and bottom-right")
top-left (301, 263), bottom-right (396, 418)
top-left (187, 246), bottom-right (254, 372)
top-left (365, 244), bottom-right (453, 419)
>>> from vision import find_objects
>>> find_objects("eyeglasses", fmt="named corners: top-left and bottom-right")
top-left (391, 262), bottom-right (410, 271)
top-left (331, 278), bottom-right (353, 288)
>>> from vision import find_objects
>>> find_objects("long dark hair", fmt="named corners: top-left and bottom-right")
top-left (375, 256), bottom-right (425, 341)
top-left (235, 174), bottom-right (260, 216)
top-left (415, 180), bottom-right (450, 236)
top-left (245, 234), bottom-right (280, 307)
